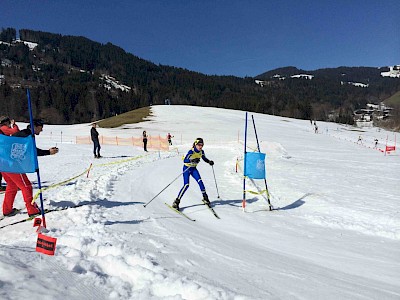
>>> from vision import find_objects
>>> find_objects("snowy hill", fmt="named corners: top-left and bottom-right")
top-left (0, 105), bottom-right (399, 299)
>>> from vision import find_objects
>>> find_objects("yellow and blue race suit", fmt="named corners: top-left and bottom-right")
top-left (176, 146), bottom-right (210, 200)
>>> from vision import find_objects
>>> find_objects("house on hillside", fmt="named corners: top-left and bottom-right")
top-left (255, 80), bottom-right (279, 87)
top-left (341, 81), bottom-right (369, 88)
top-left (354, 102), bottom-right (393, 126)
top-left (255, 80), bottom-right (267, 87)
top-left (272, 74), bottom-right (286, 80)
top-left (380, 65), bottom-right (400, 78)
top-left (290, 74), bottom-right (314, 80)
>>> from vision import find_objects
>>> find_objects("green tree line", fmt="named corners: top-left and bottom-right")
top-left (0, 28), bottom-right (398, 125)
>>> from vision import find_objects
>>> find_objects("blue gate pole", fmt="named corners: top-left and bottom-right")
top-left (27, 89), bottom-right (47, 227)
top-left (251, 115), bottom-right (272, 210)
top-left (242, 112), bottom-right (248, 211)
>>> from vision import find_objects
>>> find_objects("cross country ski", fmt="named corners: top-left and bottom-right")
top-left (0, 204), bottom-right (86, 229)
top-left (164, 202), bottom-right (196, 222)
top-left (201, 199), bottom-right (220, 219)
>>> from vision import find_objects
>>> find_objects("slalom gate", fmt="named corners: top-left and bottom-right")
top-left (241, 112), bottom-right (273, 211)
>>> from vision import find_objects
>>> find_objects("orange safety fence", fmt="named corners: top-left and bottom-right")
top-left (76, 135), bottom-right (169, 151)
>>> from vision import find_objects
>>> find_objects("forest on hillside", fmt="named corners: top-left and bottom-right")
top-left (0, 27), bottom-right (399, 126)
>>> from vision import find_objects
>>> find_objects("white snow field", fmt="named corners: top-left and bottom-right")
top-left (0, 105), bottom-right (399, 300)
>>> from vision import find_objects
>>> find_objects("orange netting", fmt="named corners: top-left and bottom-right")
top-left (76, 135), bottom-right (169, 151)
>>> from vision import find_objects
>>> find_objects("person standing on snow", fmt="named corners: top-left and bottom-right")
top-left (91, 123), bottom-right (101, 158)
top-left (0, 116), bottom-right (20, 191)
top-left (167, 133), bottom-right (174, 145)
top-left (314, 121), bottom-right (318, 134)
top-left (0, 116), bottom-right (20, 136)
top-left (0, 125), bottom-right (4, 192)
top-left (2, 119), bottom-right (59, 217)
top-left (172, 138), bottom-right (214, 211)
top-left (143, 130), bottom-right (148, 152)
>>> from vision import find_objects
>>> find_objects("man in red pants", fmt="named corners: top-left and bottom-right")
top-left (2, 119), bottom-right (58, 217)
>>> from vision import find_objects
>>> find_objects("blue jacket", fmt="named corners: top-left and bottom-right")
top-left (183, 147), bottom-right (210, 167)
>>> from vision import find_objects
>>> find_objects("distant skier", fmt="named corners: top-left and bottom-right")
top-left (167, 133), bottom-right (174, 145)
top-left (91, 123), bottom-right (101, 158)
top-left (357, 135), bottom-right (363, 144)
top-left (314, 124), bottom-right (318, 134)
top-left (374, 138), bottom-right (379, 148)
top-left (172, 138), bottom-right (214, 211)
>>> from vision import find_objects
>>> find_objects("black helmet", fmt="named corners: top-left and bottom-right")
top-left (33, 119), bottom-right (44, 127)
top-left (194, 138), bottom-right (204, 145)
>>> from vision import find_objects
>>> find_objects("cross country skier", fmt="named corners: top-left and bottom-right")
top-left (172, 138), bottom-right (214, 211)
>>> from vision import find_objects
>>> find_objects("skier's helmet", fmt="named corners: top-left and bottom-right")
top-left (194, 138), bottom-right (204, 145)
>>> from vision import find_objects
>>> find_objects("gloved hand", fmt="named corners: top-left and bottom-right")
top-left (191, 158), bottom-right (200, 163)
top-left (209, 160), bottom-right (214, 166)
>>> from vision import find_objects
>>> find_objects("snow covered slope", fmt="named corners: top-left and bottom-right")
top-left (0, 105), bottom-right (399, 299)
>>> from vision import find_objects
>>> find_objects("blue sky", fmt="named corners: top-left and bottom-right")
top-left (1, 0), bottom-right (399, 77)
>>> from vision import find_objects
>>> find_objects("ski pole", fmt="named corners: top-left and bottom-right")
top-left (143, 167), bottom-right (189, 207)
top-left (251, 115), bottom-right (273, 211)
top-left (211, 165), bottom-right (220, 199)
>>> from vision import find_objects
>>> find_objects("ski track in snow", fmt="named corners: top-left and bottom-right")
top-left (10, 150), bottom-right (242, 299)
top-left (48, 151), bottom-right (236, 299)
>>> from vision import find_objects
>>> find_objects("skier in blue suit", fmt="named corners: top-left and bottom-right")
top-left (172, 138), bottom-right (214, 210)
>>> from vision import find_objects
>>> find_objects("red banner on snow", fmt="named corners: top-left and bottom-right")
top-left (36, 233), bottom-right (57, 256)
top-left (386, 145), bottom-right (396, 152)
top-left (33, 217), bottom-right (42, 227)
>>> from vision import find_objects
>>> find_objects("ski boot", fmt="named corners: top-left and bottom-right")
top-left (202, 193), bottom-right (211, 207)
top-left (3, 208), bottom-right (20, 217)
top-left (28, 203), bottom-right (42, 218)
top-left (172, 198), bottom-right (180, 211)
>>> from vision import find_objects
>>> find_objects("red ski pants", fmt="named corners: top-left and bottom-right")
top-left (1, 172), bottom-right (39, 215)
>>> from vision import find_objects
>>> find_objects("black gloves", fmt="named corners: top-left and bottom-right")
top-left (191, 158), bottom-right (200, 163)
top-left (189, 158), bottom-right (213, 165)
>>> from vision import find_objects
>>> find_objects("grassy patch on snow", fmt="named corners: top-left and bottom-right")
top-left (97, 107), bottom-right (152, 128)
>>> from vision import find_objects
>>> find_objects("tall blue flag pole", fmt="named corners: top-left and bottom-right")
top-left (251, 115), bottom-right (272, 211)
top-left (242, 112), bottom-right (248, 211)
top-left (27, 89), bottom-right (47, 228)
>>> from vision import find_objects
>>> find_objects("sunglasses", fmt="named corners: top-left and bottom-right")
top-left (196, 143), bottom-right (204, 146)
